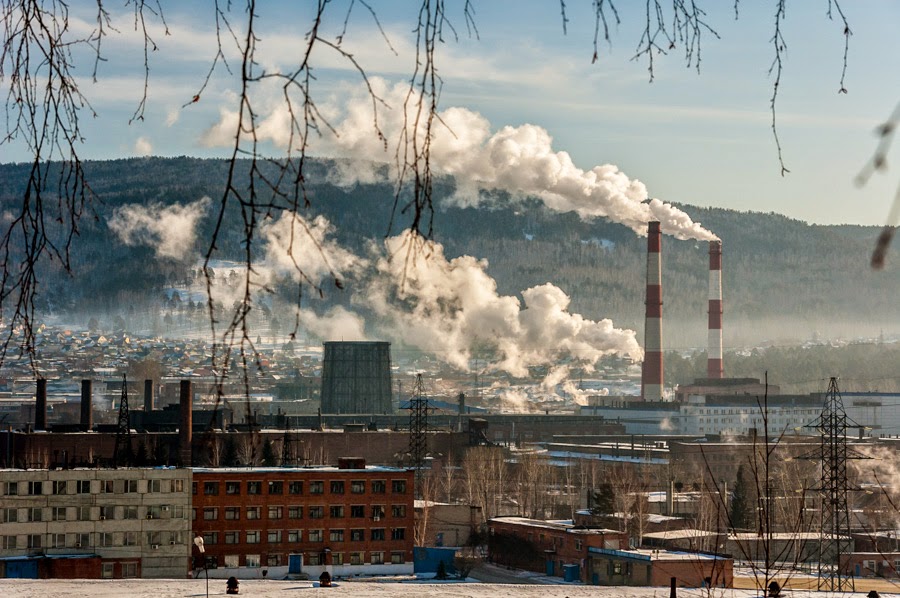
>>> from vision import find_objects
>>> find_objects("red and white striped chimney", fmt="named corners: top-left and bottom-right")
top-left (707, 240), bottom-right (724, 378)
top-left (641, 221), bottom-right (663, 401)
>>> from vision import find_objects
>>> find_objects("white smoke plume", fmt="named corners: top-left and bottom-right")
top-left (362, 231), bottom-right (642, 377)
top-left (296, 306), bottom-right (367, 342)
top-left (108, 197), bottom-right (210, 260)
top-left (202, 78), bottom-right (716, 241)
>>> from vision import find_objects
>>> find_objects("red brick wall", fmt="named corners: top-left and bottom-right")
top-left (649, 558), bottom-right (733, 588)
top-left (192, 467), bottom-right (414, 569)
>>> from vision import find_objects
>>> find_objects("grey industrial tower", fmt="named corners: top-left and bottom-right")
top-left (320, 341), bottom-right (393, 414)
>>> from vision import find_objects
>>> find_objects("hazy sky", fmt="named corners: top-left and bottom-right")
top-left (5, 1), bottom-right (899, 226)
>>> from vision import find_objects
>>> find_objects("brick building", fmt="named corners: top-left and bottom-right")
top-left (587, 546), bottom-right (733, 587)
top-left (488, 517), bottom-right (626, 581)
top-left (0, 467), bottom-right (192, 579)
top-left (191, 459), bottom-right (414, 579)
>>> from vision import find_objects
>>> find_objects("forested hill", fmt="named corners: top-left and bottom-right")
top-left (0, 156), bottom-right (897, 348)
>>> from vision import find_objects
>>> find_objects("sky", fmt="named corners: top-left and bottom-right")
top-left (4, 1), bottom-right (900, 226)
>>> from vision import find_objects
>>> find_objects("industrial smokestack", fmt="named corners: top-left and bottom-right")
top-left (80, 379), bottom-right (93, 431)
top-left (641, 221), bottom-right (664, 401)
top-left (707, 240), bottom-right (724, 379)
top-left (144, 379), bottom-right (154, 412)
top-left (179, 380), bottom-right (192, 466)
top-left (35, 378), bottom-right (47, 431)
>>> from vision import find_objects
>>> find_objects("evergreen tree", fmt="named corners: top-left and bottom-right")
top-left (133, 441), bottom-right (149, 466)
top-left (730, 464), bottom-right (752, 531)
top-left (262, 438), bottom-right (277, 467)
top-left (222, 436), bottom-right (240, 467)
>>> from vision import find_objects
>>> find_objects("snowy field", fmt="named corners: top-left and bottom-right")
top-left (0, 579), bottom-right (898, 598)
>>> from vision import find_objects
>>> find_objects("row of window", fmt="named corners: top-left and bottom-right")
top-left (195, 479), bottom-right (406, 496)
top-left (200, 527), bottom-right (406, 545)
top-left (197, 504), bottom-right (405, 521)
top-left (3, 479), bottom-right (184, 496)
top-left (1, 504), bottom-right (186, 523)
top-left (0, 531), bottom-right (185, 550)
top-left (208, 550), bottom-right (406, 568)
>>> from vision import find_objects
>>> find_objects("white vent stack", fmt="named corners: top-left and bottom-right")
top-left (641, 221), bottom-right (663, 401)
top-left (707, 240), bottom-right (724, 378)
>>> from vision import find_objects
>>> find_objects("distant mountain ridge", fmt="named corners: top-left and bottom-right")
top-left (0, 156), bottom-right (897, 348)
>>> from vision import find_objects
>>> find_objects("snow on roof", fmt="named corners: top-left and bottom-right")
top-left (588, 546), bottom-right (728, 562)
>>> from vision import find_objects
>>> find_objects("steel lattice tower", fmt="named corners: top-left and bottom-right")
top-left (407, 374), bottom-right (429, 497)
top-left (113, 374), bottom-right (132, 468)
top-left (814, 377), bottom-right (856, 592)
top-left (281, 415), bottom-right (294, 467)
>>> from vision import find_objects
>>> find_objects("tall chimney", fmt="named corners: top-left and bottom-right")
top-left (80, 379), bottom-right (93, 431)
top-left (179, 380), bottom-right (192, 466)
top-left (144, 379), bottom-right (154, 412)
top-left (641, 221), bottom-right (664, 401)
top-left (707, 240), bottom-right (724, 379)
top-left (35, 378), bottom-right (47, 431)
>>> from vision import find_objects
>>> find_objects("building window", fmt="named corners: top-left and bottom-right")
top-left (172, 505), bottom-right (186, 519)
top-left (202, 532), bottom-right (218, 546)
top-left (99, 505), bottom-right (112, 520)
top-left (330, 481), bottom-right (345, 494)
top-left (124, 480), bottom-right (138, 493)
top-left (99, 532), bottom-right (114, 547)
top-left (268, 530), bottom-right (282, 543)
top-left (390, 551), bottom-right (404, 564)
top-left (308, 529), bottom-right (323, 542)
top-left (246, 554), bottom-right (261, 568)
top-left (575, 539), bottom-right (583, 550)
top-left (372, 505), bottom-right (385, 520)
top-left (307, 553), bottom-right (321, 566)
top-left (192, 481), bottom-right (197, 495)
top-left (146, 506), bottom-right (161, 520)
top-left (288, 481), bottom-right (303, 495)
top-left (246, 507), bottom-right (262, 520)
top-left (391, 480), bottom-right (406, 494)
top-left (350, 529), bottom-right (364, 542)
top-left (350, 480), bottom-right (365, 494)
top-left (268, 506), bottom-right (283, 520)
top-left (370, 551), bottom-right (384, 565)
top-left (330, 506), bottom-right (344, 518)
top-left (52, 507), bottom-right (67, 521)
top-left (124, 506), bottom-right (139, 520)
top-left (52, 533), bottom-right (66, 548)
top-left (391, 528), bottom-right (405, 541)
top-left (203, 507), bottom-right (218, 521)
top-left (148, 480), bottom-right (161, 493)
top-left (371, 480), bottom-right (386, 494)
top-left (225, 507), bottom-right (240, 520)
top-left (288, 506), bottom-right (303, 519)
top-left (27, 534), bottom-right (42, 549)
top-left (28, 481), bottom-right (42, 495)
top-left (268, 481), bottom-right (283, 495)
top-left (309, 481), bottom-right (324, 495)
top-left (27, 507), bottom-right (42, 522)
top-left (146, 531), bottom-right (161, 546)
top-left (350, 505), bottom-right (365, 518)
top-left (204, 482), bottom-right (219, 496)
top-left (101, 480), bottom-right (115, 494)
top-left (76, 480), bottom-right (90, 494)
top-left (267, 554), bottom-right (281, 567)
top-left (247, 481), bottom-right (262, 495)
top-left (225, 481), bottom-right (241, 495)
top-left (122, 562), bottom-right (138, 578)
top-left (371, 529), bottom-right (385, 541)
top-left (4, 481), bottom-right (17, 496)
top-left (332, 552), bottom-right (344, 566)
top-left (224, 555), bottom-right (239, 568)
top-left (2, 508), bottom-right (16, 523)
top-left (2, 535), bottom-right (17, 549)
top-left (309, 506), bottom-right (324, 519)
top-left (172, 479), bottom-right (185, 493)
top-left (102, 563), bottom-right (114, 579)
top-left (77, 506), bottom-right (91, 521)
top-left (124, 531), bottom-right (137, 546)
top-left (170, 531), bottom-right (184, 545)
top-left (391, 505), bottom-right (406, 518)
top-left (225, 531), bottom-right (239, 545)
top-left (350, 552), bottom-right (363, 565)
top-left (246, 531), bottom-right (261, 544)
top-left (53, 480), bottom-right (68, 495)
top-left (330, 529), bottom-right (344, 542)
top-left (288, 530), bottom-right (302, 543)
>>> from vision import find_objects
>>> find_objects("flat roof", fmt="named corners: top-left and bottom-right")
top-left (588, 547), bottom-right (727, 562)
top-left (490, 517), bottom-right (620, 535)
top-left (192, 466), bottom-right (409, 473)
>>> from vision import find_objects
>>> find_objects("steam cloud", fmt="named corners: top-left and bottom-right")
top-left (109, 197), bottom-right (210, 260)
top-left (202, 78), bottom-right (716, 241)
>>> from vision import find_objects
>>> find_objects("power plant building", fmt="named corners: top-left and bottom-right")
top-left (320, 341), bottom-right (393, 414)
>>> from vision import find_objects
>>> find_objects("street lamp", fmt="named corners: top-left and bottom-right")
top-left (193, 535), bottom-right (209, 598)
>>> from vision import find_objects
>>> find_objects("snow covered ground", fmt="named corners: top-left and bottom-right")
top-left (0, 579), bottom-right (898, 598)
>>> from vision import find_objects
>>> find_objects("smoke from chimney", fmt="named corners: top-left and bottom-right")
top-left (707, 240), bottom-right (724, 379)
top-left (641, 222), bottom-right (663, 401)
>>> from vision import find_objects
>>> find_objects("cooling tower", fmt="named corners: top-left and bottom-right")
top-left (321, 341), bottom-right (393, 414)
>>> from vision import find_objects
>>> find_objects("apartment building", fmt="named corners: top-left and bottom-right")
top-left (191, 458), bottom-right (414, 579)
top-left (0, 467), bottom-right (192, 578)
